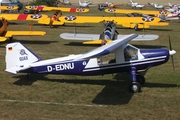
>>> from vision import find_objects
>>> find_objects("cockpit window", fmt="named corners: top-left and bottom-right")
top-left (124, 45), bottom-right (138, 61)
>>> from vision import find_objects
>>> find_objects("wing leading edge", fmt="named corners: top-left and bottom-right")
top-left (74, 34), bottom-right (138, 60)
top-left (5, 31), bottom-right (46, 37)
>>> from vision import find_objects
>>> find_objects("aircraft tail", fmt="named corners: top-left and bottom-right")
top-left (168, 3), bottom-right (172, 7)
top-left (79, 0), bottom-right (82, 5)
top-left (5, 42), bottom-right (41, 74)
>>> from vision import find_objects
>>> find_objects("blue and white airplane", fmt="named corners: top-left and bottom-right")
top-left (5, 34), bottom-right (176, 93)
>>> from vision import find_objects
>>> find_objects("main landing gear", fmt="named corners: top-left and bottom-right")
top-left (129, 66), bottom-right (145, 93)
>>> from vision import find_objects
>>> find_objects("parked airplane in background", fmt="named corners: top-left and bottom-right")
top-left (130, 0), bottom-right (144, 9)
top-left (148, 3), bottom-right (164, 9)
top-left (60, 21), bottom-right (159, 45)
top-left (25, 5), bottom-right (89, 12)
top-left (105, 8), bottom-right (170, 17)
top-left (0, 17), bottom-right (45, 42)
top-left (38, 13), bottom-right (169, 30)
top-left (62, 0), bottom-right (71, 5)
top-left (5, 34), bottom-right (176, 93)
top-left (79, 0), bottom-right (91, 8)
top-left (104, 8), bottom-right (180, 21)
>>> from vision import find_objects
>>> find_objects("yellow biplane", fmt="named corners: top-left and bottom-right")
top-left (0, 17), bottom-right (46, 42)
top-left (104, 8), bottom-right (170, 17)
top-left (38, 13), bottom-right (169, 30)
top-left (25, 5), bottom-right (89, 12)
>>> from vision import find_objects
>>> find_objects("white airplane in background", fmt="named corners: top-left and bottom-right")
top-left (79, 0), bottom-right (91, 8)
top-left (130, 0), bottom-right (144, 9)
top-left (148, 3), bottom-right (164, 9)
top-left (166, 3), bottom-right (180, 13)
top-left (63, 0), bottom-right (71, 5)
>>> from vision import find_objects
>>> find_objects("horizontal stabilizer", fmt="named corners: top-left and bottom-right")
top-left (5, 31), bottom-right (46, 37)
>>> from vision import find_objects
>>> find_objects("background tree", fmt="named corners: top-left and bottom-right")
top-left (30, 0), bottom-right (60, 6)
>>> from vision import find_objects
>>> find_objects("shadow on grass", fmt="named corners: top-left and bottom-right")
top-left (12, 73), bottom-right (178, 105)
top-left (64, 42), bottom-right (100, 47)
top-left (12, 39), bottom-right (59, 44)
top-left (116, 27), bottom-right (172, 31)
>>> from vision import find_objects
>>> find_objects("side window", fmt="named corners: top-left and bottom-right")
top-left (124, 45), bottom-right (138, 61)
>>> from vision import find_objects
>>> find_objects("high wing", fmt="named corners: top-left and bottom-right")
top-left (25, 6), bottom-right (89, 12)
top-left (38, 16), bottom-right (169, 29)
top-left (105, 9), bottom-right (170, 16)
top-left (74, 34), bottom-right (138, 60)
top-left (0, 14), bottom-right (48, 21)
top-left (0, 6), bottom-right (18, 10)
top-left (0, 31), bottom-right (46, 42)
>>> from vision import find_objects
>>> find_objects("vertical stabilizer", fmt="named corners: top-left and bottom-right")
top-left (5, 42), bottom-right (41, 74)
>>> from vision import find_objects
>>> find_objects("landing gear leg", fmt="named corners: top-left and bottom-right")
top-left (129, 66), bottom-right (141, 93)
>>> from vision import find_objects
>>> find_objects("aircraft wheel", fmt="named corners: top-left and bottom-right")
top-left (129, 82), bottom-right (141, 93)
top-left (134, 25), bottom-right (138, 31)
top-left (136, 74), bottom-right (145, 85)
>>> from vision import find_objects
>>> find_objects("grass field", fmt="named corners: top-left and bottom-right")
top-left (0, 5), bottom-right (180, 119)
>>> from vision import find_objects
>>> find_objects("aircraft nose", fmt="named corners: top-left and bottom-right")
top-left (169, 50), bottom-right (176, 56)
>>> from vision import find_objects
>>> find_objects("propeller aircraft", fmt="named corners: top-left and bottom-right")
top-left (130, 0), bottom-right (144, 9)
top-left (60, 21), bottom-right (159, 45)
top-left (38, 13), bottom-right (169, 30)
top-left (0, 17), bottom-right (46, 42)
top-left (104, 9), bottom-right (180, 21)
top-left (105, 8), bottom-right (170, 17)
top-left (148, 3), bottom-right (164, 9)
top-left (5, 34), bottom-right (176, 93)
top-left (78, 0), bottom-right (91, 8)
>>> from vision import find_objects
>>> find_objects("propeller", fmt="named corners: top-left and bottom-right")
top-left (168, 35), bottom-right (176, 72)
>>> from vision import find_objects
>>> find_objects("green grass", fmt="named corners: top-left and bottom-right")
top-left (0, 5), bottom-right (180, 119)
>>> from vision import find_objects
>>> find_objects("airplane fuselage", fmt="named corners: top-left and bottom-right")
top-left (22, 48), bottom-right (169, 75)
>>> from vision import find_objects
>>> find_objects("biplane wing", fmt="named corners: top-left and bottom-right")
top-left (0, 6), bottom-right (18, 10)
top-left (38, 16), bottom-right (169, 29)
top-left (25, 6), bottom-right (89, 12)
top-left (0, 31), bottom-right (46, 42)
top-left (105, 8), bottom-right (170, 16)
top-left (0, 14), bottom-right (48, 21)
top-left (5, 31), bottom-right (46, 37)
top-left (60, 33), bottom-right (159, 44)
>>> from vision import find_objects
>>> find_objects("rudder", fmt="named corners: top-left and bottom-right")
top-left (5, 42), bottom-right (41, 74)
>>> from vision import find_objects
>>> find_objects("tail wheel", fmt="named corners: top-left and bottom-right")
top-left (129, 82), bottom-right (141, 93)
top-left (134, 24), bottom-right (138, 31)
top-left (136, 74), bottom-right (145, 85)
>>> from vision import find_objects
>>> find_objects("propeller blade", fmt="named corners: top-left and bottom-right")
top-left (168, 35), bottom-right (172, 50)
top-left (168, 35), bottom-right (175, 72)
top-left (171, 56), bottom-right (175, 72)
